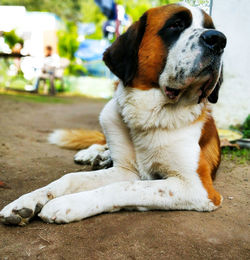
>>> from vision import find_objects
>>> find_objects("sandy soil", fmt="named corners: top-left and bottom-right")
top-left (0, 94), bottom-right (249, 260)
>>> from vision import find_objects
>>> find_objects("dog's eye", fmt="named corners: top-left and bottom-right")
top-left (167, 20), bottom-right (184, 30)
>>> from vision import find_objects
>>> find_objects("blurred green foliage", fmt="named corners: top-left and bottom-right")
top-left (81, 0), bottom-right (106, 40)
top-left (230, 115), bottom-right (250, 139)
top-left (1, 0), bottom-right (82, 22)
top-left (65, 63), bottom-right (87, 76)
top-left (3, 30), bottom-right (24, 49)
top-left (117, 0), bottom-right (178, 21)
top-left (242, 115), bottom-right (250, 138)
top-left (57, 22), bottom-right (87, 76)
top-left (0, 59), bottom-right (29, 91)
top-left (57, 22), bottom-right (79, 61)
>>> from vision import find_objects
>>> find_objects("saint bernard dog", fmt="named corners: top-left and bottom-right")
top-left (0, 3), bottom-right (226, 225)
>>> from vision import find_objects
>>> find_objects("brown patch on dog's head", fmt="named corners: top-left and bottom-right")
top-left (134, 5), bottom-right (192, 89)
top-left (202, 10), bottom-right (215, 29)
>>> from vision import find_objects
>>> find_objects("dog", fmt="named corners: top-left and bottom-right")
top-left (0, 3), bottom-right (226, 225)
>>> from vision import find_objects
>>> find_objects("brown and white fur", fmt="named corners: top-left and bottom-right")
top-left (0, 3), bottom-right (226, 225)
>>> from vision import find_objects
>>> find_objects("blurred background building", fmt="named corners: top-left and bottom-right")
top-left (0, 6), bottom-right (60, 56)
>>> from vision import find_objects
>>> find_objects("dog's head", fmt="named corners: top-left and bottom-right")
top-left (103, 3), bottom-right (226, 105)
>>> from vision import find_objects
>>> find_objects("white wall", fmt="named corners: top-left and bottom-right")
top-left (212, 0), bottom-right (250, 128)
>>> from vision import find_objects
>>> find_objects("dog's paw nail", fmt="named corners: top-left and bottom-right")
top-left (74, 159), bottom-right (91, 165)
top-left (0, 215), bottom-right (7, 224)
top-left (92, 155), bottom-right (102, 169)
top-left (14, 208), bottom-right (33, 218)
top-left (5, 215), bottom-right (22, 225)
top-left (34, 203), bottom-right (43, 214)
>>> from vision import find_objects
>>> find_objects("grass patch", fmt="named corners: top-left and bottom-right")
top-left (222, 147), bottom-right (250, 164)
top-left (0, 93), bottom-right (73, 104)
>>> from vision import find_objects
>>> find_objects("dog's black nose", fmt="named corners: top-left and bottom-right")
top-left (200, 30), bottom-right (227, 54)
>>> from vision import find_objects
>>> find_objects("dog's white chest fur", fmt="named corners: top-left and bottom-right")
top-left (116, 84), bottom-right (205, 180)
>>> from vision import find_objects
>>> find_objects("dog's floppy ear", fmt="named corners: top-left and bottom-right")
top-left (103, 13), bottom-right (147, 86)
top-left (208, 66), bottom-right (223, 104)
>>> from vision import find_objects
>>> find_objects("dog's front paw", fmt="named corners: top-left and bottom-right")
top-left (39, 191), bottom-right (103, 224)
top-left (74, 144), bottom-right (112, 170)
top-left (0, 194), bottom-right (44, 226)
top-left (39, 196), bottom-right (78, 224)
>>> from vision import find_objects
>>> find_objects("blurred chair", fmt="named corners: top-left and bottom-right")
top-left (34, 46), bottom-right (69, 95)
top-left (34, 57), bottom-right (69, 95)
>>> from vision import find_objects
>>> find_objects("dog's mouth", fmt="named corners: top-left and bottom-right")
top-left (164, 75), bottom-right (214, 103)
top-left (164, 65), bottom-right (217, 103)
top-left (164, 87), bottom-right (181, 100)
top-left (197, 75), bottom-right (214, 103)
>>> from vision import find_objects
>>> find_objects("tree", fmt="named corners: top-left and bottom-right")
top-left (57, 22), bottom-right (79, 61)
top-left (81, 0), bottom-right (106, 40)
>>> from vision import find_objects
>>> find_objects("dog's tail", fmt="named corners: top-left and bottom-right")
top-left (48, 129), bottom-right (106, 150)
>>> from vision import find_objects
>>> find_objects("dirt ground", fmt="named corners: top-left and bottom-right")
top-left (0, 94), bottom-right (249, 260)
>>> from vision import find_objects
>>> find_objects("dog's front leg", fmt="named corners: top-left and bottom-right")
top-left (0, 167), bottom-right (138, 226)
top-left (39, 177), bottom-right (218, 224)
top-left (0, 98), bottom-right (137, 226)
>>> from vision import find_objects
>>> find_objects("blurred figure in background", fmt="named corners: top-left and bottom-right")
top-left (95, 0), bottom-right (131, 41)
top-left (34, 45), bottom-right (60, 95)
top-left (12, 42), bottom-right (23, 73)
